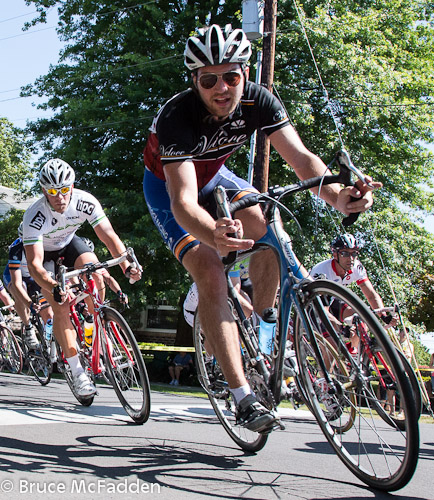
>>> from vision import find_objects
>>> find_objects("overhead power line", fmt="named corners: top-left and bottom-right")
top-left (0, 24), bottom-right (56, 42)
top-left (0, 10), bottom-right (38, 24)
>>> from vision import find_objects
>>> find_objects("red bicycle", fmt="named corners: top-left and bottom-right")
top-left (55, 247), bottom-right (151, 424)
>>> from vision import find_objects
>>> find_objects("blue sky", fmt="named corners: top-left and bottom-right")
top-left (0, 2), bottom-right (63, 127)
top-left (1, 1), bottom-right (433, 233)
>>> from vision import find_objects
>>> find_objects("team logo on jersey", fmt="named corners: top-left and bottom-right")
top-left (273, 110), bottom-right (287, 122)
top-left (52, 218), bottom-right (57, 225)
top-left (159, 144), bottom-right (185, 158)
top-left (29, 211), bottom-right (46, 230)
top-left (76, 199), bottom-right (95, 215)
top-left (230, 119), bottom-right (246, 130)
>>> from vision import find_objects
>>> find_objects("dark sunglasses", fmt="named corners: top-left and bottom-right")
top-left (198, 71), bottom-right (242, 90)
top-left (339, 250), bottom-right (359, 258)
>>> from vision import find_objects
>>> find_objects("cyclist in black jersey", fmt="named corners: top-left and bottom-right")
top-left (143, 24), bottom-right (380, 432)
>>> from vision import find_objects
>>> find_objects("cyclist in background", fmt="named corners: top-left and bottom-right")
top-left (79, 237), bottom-right (129, 306)
top-left (3, 223), bottom-right (53, 350)
top-left (310, 233), bottom-right (397, 353)
top-left (0, 279), bottom-right (15, 327)
top-left (23, 159), bottom-right (141, 397)
top-left (143, 24), bottom-right (380, 432)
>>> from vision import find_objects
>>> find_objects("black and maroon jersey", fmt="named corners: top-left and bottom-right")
top-left (143, 81), bottom-right (289, 189)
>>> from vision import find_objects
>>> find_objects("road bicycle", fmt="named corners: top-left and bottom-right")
top-left (20, 293), bottom-right (54, 386)
top-left (340, 308), bottom-right (422, 432)
top-left (193, 151), bottom-right (419, 491)
top-left (55, 247), bottom-right (151, 424)
top-left (0, 305), bottom-right (22, 374)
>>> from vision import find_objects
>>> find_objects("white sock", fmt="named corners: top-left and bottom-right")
top-left (230, 384), bottom-right (252, 404)
top-left (66, 354), bottom-right (84, 377)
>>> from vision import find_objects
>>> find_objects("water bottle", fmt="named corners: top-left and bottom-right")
top-left (45, 319), bottom-right (53, 341)
top-left (84, 315), bottom-right (94, 348)
top-left (258, 307), bottom-right (277, 355)
top-left (50, 339), bottom-right (57, 363)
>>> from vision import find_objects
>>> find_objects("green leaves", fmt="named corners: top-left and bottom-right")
top-left (0, 119), bottom-right (32, 190)
top-left (19, 0), bottom-right (434, 333)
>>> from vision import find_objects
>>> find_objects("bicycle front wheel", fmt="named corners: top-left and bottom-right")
top-left (21, 323), bottom-right (51, 385)
top-left (56, 339), bottom-right (94, 406)
top-left (101, 307), bottom-right (151, 424)
top-left (193, 313), bottom-right (268, 453)
top-left (0, 325), bottom-right (23, 374)
top-left (294, 280), bottom-right (419, 491)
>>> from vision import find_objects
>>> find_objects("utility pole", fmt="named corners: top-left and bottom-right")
top-left (253, 0), bottom-right (277, 192)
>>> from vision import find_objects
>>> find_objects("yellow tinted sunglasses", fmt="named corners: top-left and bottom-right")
top-left (46, 186), bottom-right (72, 196)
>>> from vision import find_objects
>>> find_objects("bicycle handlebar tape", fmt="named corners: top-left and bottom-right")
top-left (52, 285), bottom-right (63, 303)
top-left (342, 198), bottom-right (361, 227)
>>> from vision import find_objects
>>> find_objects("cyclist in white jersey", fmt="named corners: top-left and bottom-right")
top-left (23, 159), bottom-right (141, 397)
top-left (310, 233), bottom-right (397, 352)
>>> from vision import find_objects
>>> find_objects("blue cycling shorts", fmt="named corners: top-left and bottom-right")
top-left (143, 166), bottom-right (256, 263)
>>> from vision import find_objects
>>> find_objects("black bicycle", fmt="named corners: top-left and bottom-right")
top-left (0, 305), bottom-right (23, 374)
top-left (20, 293), bottom-right (53, 386)
top-left (193, 151), bottom-right (419, 491)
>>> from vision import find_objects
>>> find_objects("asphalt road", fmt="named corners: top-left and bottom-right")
top-left (0, 372), bottom-right (432, 500)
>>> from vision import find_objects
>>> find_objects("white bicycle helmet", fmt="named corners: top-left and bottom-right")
top-left (331, 234), bottom-right (361, 251)
top-left (80, 237), bottom-right (95, 253)
top-left (184, 24), bottom-right (251, 71)
top-left (39, 158), bottom-right (75, 190)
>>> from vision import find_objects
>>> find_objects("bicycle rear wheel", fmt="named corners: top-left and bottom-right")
top-left (193, 313), bottom-right (268, 453)
top-left (0, 325), bottom-right (23, 374)
top-left (101, 307), bottom-right (151, 424)
top-left (294, 280), bottom-right (419, 491)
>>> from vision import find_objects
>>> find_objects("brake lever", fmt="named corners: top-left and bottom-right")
top-left (333, 150), bottom-right (377, 227)
top-left (214, 186), bottom-right (237, 266)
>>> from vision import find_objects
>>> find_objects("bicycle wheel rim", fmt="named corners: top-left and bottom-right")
top-left (56, 340), bottom-right (94, 406)
top-left (102, 307), bottom-right (151, 424)
top-left (193, 313), bottom-right (268, 453)
top-left (27, 324), bottom-right (52, 385)
top-left (1, 326), bottom-right (23, 374)
top-left (294, 280), bottom-right (419, 491)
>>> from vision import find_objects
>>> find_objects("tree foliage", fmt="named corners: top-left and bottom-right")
top-left (21, 0), bottom-right (434, 329)
top-left (0, 118), bottom-right (32, 189)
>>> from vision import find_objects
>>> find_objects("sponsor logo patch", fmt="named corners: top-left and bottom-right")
top-left (76, 199), bottom-right (95, 215)
top-left (273, 110), bottom-right (287, 122)
top-left (52, 218), bottom-right (57, 225)
top-left (29, 211), bottom-right (46, 230)
top-left (231, 119), bottom-right (246, 129)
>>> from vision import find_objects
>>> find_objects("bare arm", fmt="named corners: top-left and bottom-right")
top-left (93, 219), bottom-right (140, 280)
top-left (0, 287), bottom-right (14, 307)
top-left (25, 243), bottom-right (58, 294)
top-left (359, 279), bottom-right (384, 311)
top-left (269, 126), bottom-right (382, 215)
top-left (10, 269), bottom-right (32, 308)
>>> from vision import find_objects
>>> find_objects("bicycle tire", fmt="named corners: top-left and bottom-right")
top-left (56, 339), bottom-right (95, 407)
top-left (294, 280), bottom-right (419, 491)
top-left (362, 347), bottom-right (422, 432)
top-left (22, 321), bottom-right (52, 386)
top-left (303, 331), bottom-right (357, 433)
top-left (101, 307), bottom-right (151, 424)
top-left (193, 313), bottom-right (268, 453)
top-left (0, 325), bottom-right (23, 374)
